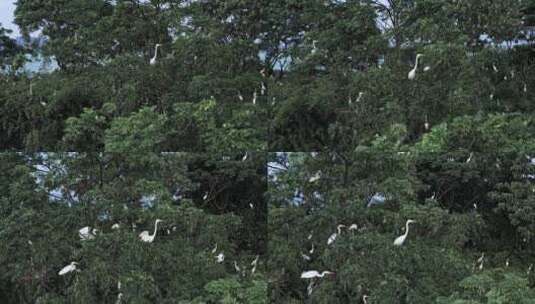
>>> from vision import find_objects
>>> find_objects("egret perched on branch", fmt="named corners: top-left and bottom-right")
top-left (393, 220), bottom-right (416, 246)
top-left (327, 224), bottom-right (346, 245)
top-left (300, 270), bottom-right (335, 279)
top-left (79, 226), bottom-right (98, 241)
top-left (150, 43), bottom-right (162, 65)
top-left (138, 219), bottom-right (163, 243)
top-left (58, 262), bottom-right (79, 276)
top-left (408, 54), bottom-right (423, 80)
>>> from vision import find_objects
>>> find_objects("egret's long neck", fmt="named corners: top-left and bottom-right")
top-left (404, 222), bottom-right (411, 237)
top-left (414, 56), bottom-right (420, 69)
top-left (153, 45), bottom-right (159, 59)
top-left (153, 221), bottom-right (159, 236)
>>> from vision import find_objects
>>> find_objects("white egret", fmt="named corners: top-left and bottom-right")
top-left (466, 152), bottom-right (473, 163)
top-left (356, 92), bottom-right (364, 103)
top-left (493, 64), bottom-right (498, 73)
top-left (363, 295), bottom-right (369, 304)
top-left (79, 226), bottom-right (98, 241)
top-left (308, 172), bottom-right (321, 183)
top-left (216, 252), bottom-right (225, 263)
top-left (261, 82), bottom-right (266, 95)
top-left (251, 255), bottom-right (259, 274)
top-left (327, 224), bottom-right (346, 245)
top-left (203, 192), bottom-right (208, 200)
top-left (506, 259), bottom-right (509, 267)
top-left (249, 203), bottom-right (254, 209)
top-left (393, 220), bottom-right (416, 246)
top-left (300, 270), bottom-right (335, 279)
top-left (307, 233), bottom-right (313, 240)
top-left (309, 244), bottom-right (314, 254)
top-left (112, 223), bottom-right (120, 230)
top-left (423, 66), bottom-right (431, 72)
top-left (138, 219), bottom-right (163, 243)
top-left (238, 91), bottom-right (244, 101)
top-left (311, 40), bottom-right (318, 55)
top-left (524, 83), bottom-right (528, 93)
top-left (58, 262), bottom-right (79, 276)
top-left (211, 244), bottom-right (218, 254)
top-left (115, 293), bottom-right (123, 304)
top-left (252, 90), bottom-right (257, 105)
top-left (408, 54), bottom-right (423, 80)
top-left (234, 261), bottom-right (241, 272)
top-left (348, 224), bottom-right (358, 231)
top-left (149, 43), bottom-right (162, 65)
top-left (242, 152), bottom-right (248, 161)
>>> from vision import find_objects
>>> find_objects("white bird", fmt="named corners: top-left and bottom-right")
top-left (408, 54), bottom-right (423, 80)
top-left (211, 244), bottom-right (218, 254)
top-left (307, 233), bottom-right (313, 240)
top-left (234, 261), bottom-right (241, 273)
top-left (327, 224), bottom-right (346, 245)
top-left (115, 293), bottom-right (123, 304)
top-left (79, 226), bottom-right (98, 241)
top-left (423, 66), bottom-right (431, 72)
top-left (524, 83), bottom-right (528, 93)
top-left (203, 192), bottom-right (208, 200)
top-left (356, 92), bottom-right (364, 103)
top-left (216, 252), bottom-right (225, 263)
top-left (493, 64), bottom-right (498, 73)
top-left (261, 82), bottom-right (266, 95)
top-left (309, 244), bottom-right (314, 254)
top-left (506, 259), bottom-right (509, 267)
top-left (311, 40), bottom-right (318, 55)
top-left (242, 152), bottom-right (248, 161)
top-left (249, 203), bottom-right (254, 209)
top-left (238, 91), bottom-right (244, 101)
top-left (466, 152), bottom-right (473, 163)
top-left (58, 262), bottom-right (79, 276)
top-left (348, 224), bottom-right (358, 231)
top-left (363, 295), bottom-right (369, 304)
top-left (112, 223), bottom-right (120, 230)
top-left (252, 90), bottom-right (257, 105)
top-left (138, 219), bottom-right (163, 243)
top-left (308, 172), bottom-right (321, 183)
top-left (149, 43), bottom-right (162, 65)
top-left (393, 220), bottom-right (416, 246)
top-left (251, 255), bottom-right (259, 274)
top-left (300, 270), bottom-right (334, 279)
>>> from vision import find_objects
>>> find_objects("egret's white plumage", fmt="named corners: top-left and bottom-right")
top-left (327, 224), bottom-right (346, 245)
top-left (393, 220), bottom-right (416, 246)
top-left (150, 44), bottom-right (161, 65)
top-left (216, 252), bottom-right (225, 263)
top-left (348, 224), bottom-right (358, 231)
top-left (408, 54), bottom-right (423, 80)
top-left (79, 226), bottom-right (98, 241)
top-left (300, 270), bottom-right (334, 279)
top-left (138, 219), bottom-right (163, 243)
top-left (58, 262), bottom-right (79, 276)
top-left (112, 223), bottom-right (120, 230)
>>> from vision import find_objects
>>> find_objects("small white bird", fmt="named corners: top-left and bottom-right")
top-left (309, 244), bottom-right (314, 254)
top-left (505, 259), bottom-right (509, 267)
top-left (203, 192), bottom-right (208, 200)
top-left (150, 44), bottom-right (162, 65)
top-left (58, 262), bottom-right (79, 276)
top-left (261, 82), bottom-right (266, 95)
top-left (249, 203), bottom-right (254, 209)
top-left (363, 295), bottom-right (369, 304)
top-left (300, 270), bottom-right (334, 279)
top-left (423, 66), bottom-right (431, 72)
top-left (138, 219), bottom-right (163, 243)
top-left (112, 223), bottom-right (120, 230)
top-left (408, 54), bottom-right (423, 80)
top-left (466, 152), bottom-right (473, 163)
top-left (348, 224), bottom-right (358, 231)
top-left (393, 220), bottom-right (416, 246)
top-left (252, 90), bottom-right (257, 105)
top-left (251, 255), bottom-right (259, 274)
top-left (216, 252), bottom-right (225, 263)
top-left (238, 92), bottom-right (244, 102)
top-left (356, 92), bottom-right (364, 103)
top-left (242, 152), bottom-right (248, 161)
top-left (307, 233), bottom-right (313, 240)
top-left (211, 244), bottom-right (218, 254)
top-left (79, 226), bottom-right (98, 241)
top-left (234, 261), bottom-right (241, 273)
top-left (493, 64), bottom-right (499, 73)
top-left (308, 172), bottom-right (321, 183)
top-left (327, 224), bottom-right (346, 245)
